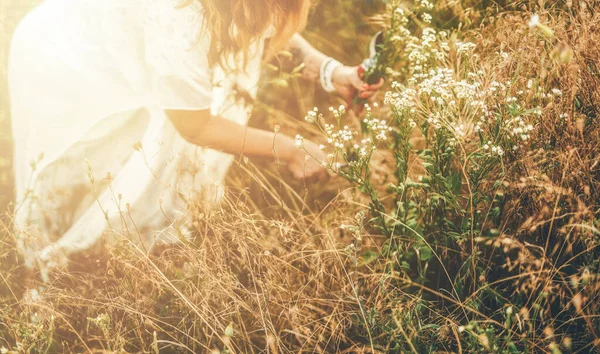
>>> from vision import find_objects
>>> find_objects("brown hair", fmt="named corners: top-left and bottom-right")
top-left (196, 0), bottom-right (311, 68)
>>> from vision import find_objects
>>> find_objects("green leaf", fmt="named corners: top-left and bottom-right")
top-left (358, 250), bottom-right (380, 267)
top-left (422, 162), bottom-right (434, 172)
top-left (450, 172), bottom-right (462, 195)
top-left (224, 323), bottom-right (234, 337)
top-left (418, 245), bottom-right (433, 262)
top-left (401, 261), bottom-right (411, 271)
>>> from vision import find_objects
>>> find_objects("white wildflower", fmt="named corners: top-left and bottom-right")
top-left (528, 14), bottom-right (540, 29)
top-left (422, 13), bottom-right (432, 24)
top-left (295, 134), bottom-right (304, 148)
top-left (304, 110), bottom-right (317, 123)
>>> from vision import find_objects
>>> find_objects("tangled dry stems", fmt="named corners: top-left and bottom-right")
top-left (2, 1), bottom-right (600, 353)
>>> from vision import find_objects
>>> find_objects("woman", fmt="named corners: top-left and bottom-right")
top-left (9, 0), bottom-right (381, 279)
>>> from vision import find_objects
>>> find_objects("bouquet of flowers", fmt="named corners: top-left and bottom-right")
top-left (354, 1), bottom-right (413, 105)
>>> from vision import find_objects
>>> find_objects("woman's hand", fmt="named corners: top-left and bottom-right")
top-left (285, 35), bottom-right (384, 108)
top-left (332, 65), bottom-right (384, 106)
top-left (288, 139), bottom-right (329, 181)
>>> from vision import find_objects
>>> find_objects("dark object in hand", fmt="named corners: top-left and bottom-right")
top-left (354, 31), bottom-right (385, 107)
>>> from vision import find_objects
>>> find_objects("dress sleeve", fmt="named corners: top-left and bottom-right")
top-left (143, 0), bottom-right (213, 111)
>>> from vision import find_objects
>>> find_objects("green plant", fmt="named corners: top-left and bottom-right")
top-left (298, 1), bottom-right (600, 352)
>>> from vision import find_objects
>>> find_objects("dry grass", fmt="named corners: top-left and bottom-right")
top-left (2, 0), bottom-right (600, 353)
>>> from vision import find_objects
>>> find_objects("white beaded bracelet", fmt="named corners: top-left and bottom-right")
top-left (320, 57), bottom-right (342, 93)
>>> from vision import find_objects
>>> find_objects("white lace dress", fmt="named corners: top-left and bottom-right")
top-left (9, 0), bottom-right (265, 277)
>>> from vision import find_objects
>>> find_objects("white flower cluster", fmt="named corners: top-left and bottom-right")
top-left (456, 41), bottom-right (477, 54)
top-left (422, 13), bottom-right (433, 24)
top-left (304, 2), bottom-right (551, 171)
top-left (453, 122), bottom-right (468, 138)
top-left (304, 107), bottom-right (321, 123)
top-left (404, 28), bottom-right (443, 74)
top-left (295, 134), bottom-right (304, 148)
top-left (329, 105), bottom-right (347, 120)
top-left (357, 138), bottom-right (375, 158)
top-left (506, 115), bottom-right (534, 143)
top-left (324, 123), bottom-right (356, 150)
top-left (488, 80), bottom-right (508, 93)
top-left (417, 68), bottom-right (483, 110)
top-left (427, 113), bottom-right (443, 130)
top-left (416, 0), bottom-right (435, 10)
top-left (363, 116), bottom-right (393, 141)
top-left (391, 7), bottom-right (412, 40)
top-left (448, 121), bottom-right (471, 147)
top-left (528, 14), bottom-right (540, 28)
top-left (300, 103), bottom-right (396, 170)
top-left (421, 26), bottom-right (437, 45)
top-left (384, 88), bottom-right (417, 113)
top-left (482, 141), bottom-right (505, 157)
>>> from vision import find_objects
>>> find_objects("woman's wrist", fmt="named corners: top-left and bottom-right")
top-left (319, 57), bottom-right (343, 92)
top-left (330, 64), bottom-right (349, 91)
top-left (272, 133), bottom-right (298, 162)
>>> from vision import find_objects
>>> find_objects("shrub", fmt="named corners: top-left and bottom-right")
top-left (296, 0), bottom-right (600, 352)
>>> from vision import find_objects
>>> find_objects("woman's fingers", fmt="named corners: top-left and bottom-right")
top-left (288, 142), bottom-right (331, 183)
top-left (359, 79), bottom-right (384, 94)
top-left (368, 78), bottom-right (385, 90)
top-left (354, 67), bottom-right (385, 88)
top-left (348, 67), bottom-right (367, 91)
top-left (359, 90), bottom-right (376, 98)
top-left (357, 65), bottom-right (366, 79)
top-left (352, 67), bottom-right (384, 96)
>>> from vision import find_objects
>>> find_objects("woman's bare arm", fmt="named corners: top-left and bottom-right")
top-left (287, 34), bottom-right (383, 104)
top-left (165, 109), bottom-right (327, 179)
top-left (166, 109), bottom-right (294, 159)
top-left (287, 33), bottom-right (328, 83)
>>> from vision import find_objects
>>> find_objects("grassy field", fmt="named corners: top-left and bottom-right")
top-left (2, 0), bottom-right (600, 353)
